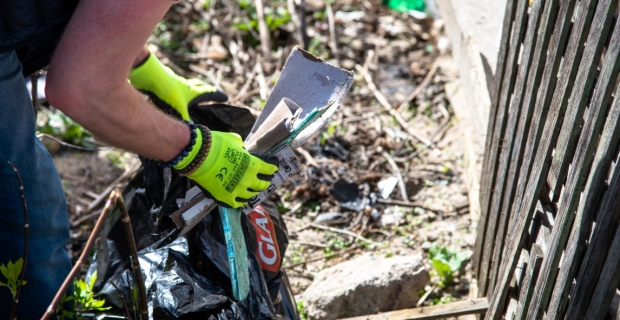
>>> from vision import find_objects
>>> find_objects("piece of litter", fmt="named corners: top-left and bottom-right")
top-left (378, 176), bottom-right (399, 199)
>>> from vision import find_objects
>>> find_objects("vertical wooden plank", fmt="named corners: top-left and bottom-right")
top-left (546, 17), bottom-right (620, 320)
top-left (524, 0), bottom-right (618, 317)
top-left (584, 222), bottom-right (620, 319)
top-left (502, 0), bottom-right (574, 245)
top-left (486, 0), bottom-right (555, 296)
top-left (475, 0), bottom-right (522, 284)
top-left (485, 0), bottom-right (600, 318)
top-left (514, 244), bottom-right (544, 320)
top-left (548, 13), bottom-right (620, 201)
top-left (477, 0), bottom-right (530, 297)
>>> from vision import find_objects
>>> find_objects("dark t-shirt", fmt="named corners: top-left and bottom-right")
top-left (0, 0), bottom-right (79, 76)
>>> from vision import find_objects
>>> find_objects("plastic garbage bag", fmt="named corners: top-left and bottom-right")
top-left (88, 103), bottom-right (295, 319)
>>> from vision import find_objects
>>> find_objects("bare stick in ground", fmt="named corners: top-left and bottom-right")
top-left (326, 3), bottom-right (340, 66)
top-left (7, 162), bottom-right (29, 320)
top-left (109, 280), bottom-right (133, 320)
top-left (254, 0), bottom-right (271, 58)
top-left (116, 193), bottom-right (148, 320)
top-left (42, 191), bottom-right (117, 320)
top-left (42, 189), bottom-right (148, 320)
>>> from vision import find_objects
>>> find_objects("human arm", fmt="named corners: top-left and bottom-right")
top-left (45, 0), bottom-right (277, 207)
top-left (46, 0), bottom-right (186, 161)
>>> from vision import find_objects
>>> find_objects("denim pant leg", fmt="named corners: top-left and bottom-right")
top-left (0, 51), bottom-right (72, 318)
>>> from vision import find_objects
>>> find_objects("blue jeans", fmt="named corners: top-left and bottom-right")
top-left (0, 51), bottom-right (72, 318)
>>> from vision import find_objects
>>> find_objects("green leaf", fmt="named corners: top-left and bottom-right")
top-left (88, 271), bottom-right (97, 290)
top-left (431, 259), bottom-right (451, 278)
top-left (0, 264), bottom-right (9, 280)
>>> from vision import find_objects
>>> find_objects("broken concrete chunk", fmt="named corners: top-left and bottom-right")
top-left (302, 254), bottom-right (430, 319)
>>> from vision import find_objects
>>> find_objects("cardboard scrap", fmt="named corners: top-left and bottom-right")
top-left (171, 47), bottom-right (354, 235)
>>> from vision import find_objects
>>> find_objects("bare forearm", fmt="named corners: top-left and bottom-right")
top-left (57, 81), bottom-right (188, 161)
top-left (46, 0), bottom-right (186, 161)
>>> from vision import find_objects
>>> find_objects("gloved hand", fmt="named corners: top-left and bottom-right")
top-left (174, 127), bottom-right (278, 208)
top-left (129, 53), bottom-right (228, 120)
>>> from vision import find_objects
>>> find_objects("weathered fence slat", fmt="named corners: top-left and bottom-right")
top-left (501, 0), bottom-right (575, 258)
top-left (514, 244), bottom-right (543, 320)
top-left (486, 0), bottom-right (547, 295)
top-left (485, 0), bottom-right (599, 317)
top-left (546, 16), bottom-right (620, 319)
top-left (500, 0), bottom-right (569, 253)
top-left (524, 0), bottom-right (618, 317)
top-left (477, 0), bottom-right (530, 296)
top-left (584, 222), bottom-right (620, 319)
top-left (547, 3), bottom-right (620, 202)
top-left (475, 0), bottom-right (519, 279)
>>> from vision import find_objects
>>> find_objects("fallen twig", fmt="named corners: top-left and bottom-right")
top-left (284, 244), bottom-right (361, 269)
top-left (397, 60), bottom-right (440, 113)
top-left (376, 198), bottom-right (440, 213)
top-left (416, 285), bottom-right (436, 307)
top-left (382, 151), bottom-right (409, 203)
top-left (189, 64), bottom-right (224, 92)
top-left (37, 133), bottom-right (97, 151)
top-left (84, 159), bottom-right (140, 214)
top-left (289, 240), bottom-right (328, 248)
top-left (7, 162), bottom-right (29, 320)
top-left (231, 66), bottom-right (258, 103)
top-left (295, 147), bottom-right (319, 167)
top-left (255, 58), bottom-right (268, 100)
top-left (355, 64), bottom-right (435, 148)
top-left (109, 280), bottom-right (133, 320)
top-left (283, 215), bottom-right (374, 244)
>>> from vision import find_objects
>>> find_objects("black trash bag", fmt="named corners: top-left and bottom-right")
top-left (87, 103), bottom-right (294, 319)
top-left (188, 201), bottom-right (289, 304)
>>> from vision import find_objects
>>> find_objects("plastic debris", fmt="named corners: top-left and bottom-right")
top-left (377, 177), bottom-right (399, 199)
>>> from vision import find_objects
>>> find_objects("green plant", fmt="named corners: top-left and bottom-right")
top-left (37, 109), bottom-right (95, 148)
top-left (323, 232), bottom-right (350, 255)
top-left (74, 271), bottom-right (110, 311)
top-left (296, 299), bottom-right (308, 320)
top-left (428, 244), bottom-right (470, 287)
top-left (56, 271), bottom-right (110, 319)
top-left (430, 295), bottom-right (452, 305)
top-left (0, 258), bottom-right (27, 302)
top-left (232, 1), bottom-right (291, 45)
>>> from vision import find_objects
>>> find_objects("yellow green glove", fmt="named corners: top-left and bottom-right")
top-left (175, 128), bottom-right (278, 208)
top-left (129, 53), bottom-right (228, 120)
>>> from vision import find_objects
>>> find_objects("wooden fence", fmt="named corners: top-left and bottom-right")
top-left (475, 0), bottom-right (620, 318)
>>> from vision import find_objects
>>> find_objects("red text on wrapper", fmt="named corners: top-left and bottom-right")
top-left (248, 205), bottom-right (281, 272)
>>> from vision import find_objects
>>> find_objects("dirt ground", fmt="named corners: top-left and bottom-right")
top-left (47, 0), bottom-right (478, 313)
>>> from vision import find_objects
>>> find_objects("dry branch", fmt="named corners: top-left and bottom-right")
top-left (43, 189), bottom-right (147, 320)
top-left (254, 0), bottom-right (271, 58)
top-left (397, 60), bottom-right (440, 113)
top-left (355, 64), bottom-right (435, 148)
top-left (283, 215), bottom-right (374, 244)
top-left (7, 161), bottom-right (29, 320)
